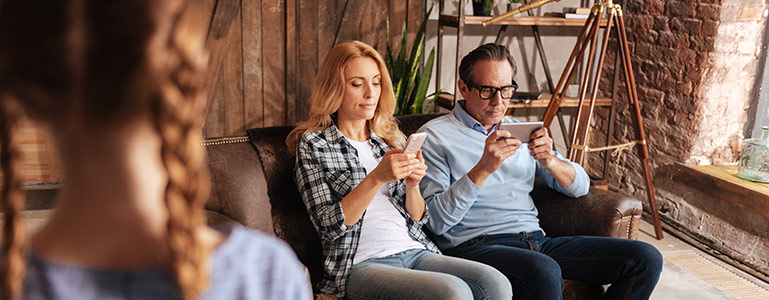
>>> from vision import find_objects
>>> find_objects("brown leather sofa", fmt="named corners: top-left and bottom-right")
top-left (202, 113), bottom-right (643, 300)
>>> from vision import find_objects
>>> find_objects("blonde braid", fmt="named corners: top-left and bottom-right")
top-left (152, 2), bottom-right (211, 299)
top-left (0, 102), bottom-right (26, 300)
top-left (156, 86), bottom-right (210, 300)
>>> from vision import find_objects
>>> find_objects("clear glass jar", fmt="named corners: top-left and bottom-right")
top-left (738, 126), bottom-right (769, 183)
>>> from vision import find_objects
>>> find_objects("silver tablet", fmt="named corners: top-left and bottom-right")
top-left (498, 121), bottom-right (544, 143)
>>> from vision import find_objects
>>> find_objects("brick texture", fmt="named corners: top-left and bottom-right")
top-left (584, 0), bottom-right (768, 278)
top-left (589, 0), bottom-right (718, 187)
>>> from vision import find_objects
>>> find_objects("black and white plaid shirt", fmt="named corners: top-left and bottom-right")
top-left (293, 124), bottom-right (440, 298)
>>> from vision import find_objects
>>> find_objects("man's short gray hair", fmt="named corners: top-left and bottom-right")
top-left (458, 43), bottom-right (517, 84)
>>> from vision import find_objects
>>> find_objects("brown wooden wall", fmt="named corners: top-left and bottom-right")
top-left (201, 0), bottom-right (424, 138)
top-left (4, 0), bottom-right (424, 184)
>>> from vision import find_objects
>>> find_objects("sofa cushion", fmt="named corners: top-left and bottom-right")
top-left (204, 137), bottom-right (275, 234)
top-left (246, 126), bottom-right (324, 285)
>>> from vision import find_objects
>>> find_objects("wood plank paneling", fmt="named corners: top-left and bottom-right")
top-left (296, 0), bottom-right (317, 120)
top-left (316, 0), bottom-right (336, 62)
top-left (202, 0), bottom-right (424, 133)
top-left (406, 0), bottom-right (422, 49)
top-left (202, 0), bottom-right (424, 135)
top-left (261, 0), bottom-right (286, 127)
top-left (223, 4), bottom-right (244, 136)
top-left (389, 0), bottom-right (407, 52)
top-left (204, 0), bottom-right (241, 137)
top-left (285, 0), bottom-right (297, 125)
top-left (242, 0), bottom-right (264, 129)
top-left (358, 1), bottom-right (387, 51)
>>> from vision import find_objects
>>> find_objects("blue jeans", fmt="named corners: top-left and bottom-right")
top-left (346, 248), bottom-right (512, 300)
top-left (444, 232), bottom-right (663, 300)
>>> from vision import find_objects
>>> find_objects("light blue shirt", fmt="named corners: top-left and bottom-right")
top-left (21, 225), bottom-right (312, 299)
top-left (417, 103), bottom-right (590, 249)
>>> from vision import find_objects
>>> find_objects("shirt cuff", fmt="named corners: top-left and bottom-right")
top-left (559, 161), bottom-right (589, 197)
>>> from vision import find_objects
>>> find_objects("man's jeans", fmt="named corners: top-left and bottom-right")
top-left (346, 248), bottom-right (512, 300)
top-left (444, 232), bottom-right (663, 300)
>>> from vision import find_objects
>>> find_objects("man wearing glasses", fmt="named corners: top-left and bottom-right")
top-left (416, 43), bottom-right (662, 299)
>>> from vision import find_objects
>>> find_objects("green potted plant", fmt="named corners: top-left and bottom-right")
top-left (473, 0), bottom-right (522, 17)
top-left (386, 6), bottom-right (439, 116)
top-left (472, 0), bottom-right (494, 16)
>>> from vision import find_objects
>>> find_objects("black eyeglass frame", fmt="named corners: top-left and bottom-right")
top-left (466, 80), bottom-right (519, 100)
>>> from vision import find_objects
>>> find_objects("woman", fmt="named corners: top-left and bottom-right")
top-left (0, 1), bottom-right (310, 299)
top-left (287, 41), bottom-right (512, 300)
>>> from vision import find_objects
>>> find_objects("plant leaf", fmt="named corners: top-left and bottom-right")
top-left (384, 3), bottom-right (437, 116)
top-left (413, 48), bottom-right (435, 114)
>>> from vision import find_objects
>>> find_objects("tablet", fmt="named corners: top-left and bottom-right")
top-left (498, 121), bottom-right (544, 143)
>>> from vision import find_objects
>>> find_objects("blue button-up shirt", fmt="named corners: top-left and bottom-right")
top-left (417, 102), bottom-right (590, 249)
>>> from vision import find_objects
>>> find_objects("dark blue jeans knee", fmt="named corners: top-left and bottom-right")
top-left (445, 232), bottom-right (663, 300)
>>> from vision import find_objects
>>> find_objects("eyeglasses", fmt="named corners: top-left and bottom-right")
top-left (467, 81), bottom-right (519, 100)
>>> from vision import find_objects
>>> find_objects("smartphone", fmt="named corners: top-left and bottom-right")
top-left (404, 132), bottom-right (427, 154)
top-left (498, 121), bottom-right (544, 143)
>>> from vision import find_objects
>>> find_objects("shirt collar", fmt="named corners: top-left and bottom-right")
top-left (452, 100), bottom-right (511, 136)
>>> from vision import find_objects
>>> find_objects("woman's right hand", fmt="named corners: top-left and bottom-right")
top-left (371, 148), bottom-right (420, 184)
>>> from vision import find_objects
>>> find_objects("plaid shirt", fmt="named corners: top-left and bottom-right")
top-left (293, 124), bottom-right (440, 298)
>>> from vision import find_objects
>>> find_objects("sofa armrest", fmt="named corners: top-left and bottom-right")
top-left (531, 181), bottom-right (642, 239)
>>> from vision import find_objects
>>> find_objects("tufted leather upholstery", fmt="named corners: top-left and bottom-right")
top-left (202, 113), bottom-right (642, 300)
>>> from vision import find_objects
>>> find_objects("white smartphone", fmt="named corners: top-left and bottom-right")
top-left (498, 121), bottom-right (544, 143)
top-left (404, 132), bottom-right (427, 154)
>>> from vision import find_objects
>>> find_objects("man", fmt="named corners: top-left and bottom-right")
top-left (417, 43), bottom-right (662, 300)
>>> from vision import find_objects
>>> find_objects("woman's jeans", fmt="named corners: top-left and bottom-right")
top-left (346, 248), bottom-right (512, 300)
top-left (444, 232), bottom-right (663, 300)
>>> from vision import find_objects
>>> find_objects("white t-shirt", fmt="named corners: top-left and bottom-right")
top-left (345, 138), bottom-right (425, 265)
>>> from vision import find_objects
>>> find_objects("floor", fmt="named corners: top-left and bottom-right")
top-left (638, 221), bottom-right (769, 299)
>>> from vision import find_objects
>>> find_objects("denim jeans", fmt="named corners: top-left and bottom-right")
top-left (346, 248), bottom-right (512, 300)
top-left (444, 232), bottom-right (663, 300)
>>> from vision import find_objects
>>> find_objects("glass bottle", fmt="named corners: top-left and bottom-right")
top-left (738, 126), bottom-right (769, 183)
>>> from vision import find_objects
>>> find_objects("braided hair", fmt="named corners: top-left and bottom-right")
top-left (0, 1), bottom-right (210, 299)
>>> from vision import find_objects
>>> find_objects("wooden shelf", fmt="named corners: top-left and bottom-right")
top-left (674, 164), bottom-right (769, 219)
top-left (436, 93), bottom-right (612, 111)
top-left (438, 14), bottom-right (608, 27)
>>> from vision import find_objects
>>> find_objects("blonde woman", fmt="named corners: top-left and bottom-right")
top-left (0, 1), bottom-right (310, 299)
top-left (287, 41), bottom-right (512, 300)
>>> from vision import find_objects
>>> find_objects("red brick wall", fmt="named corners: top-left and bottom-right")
top-left (587, 0), bottom-right (769, 277)
top-left (589, 0), bottom-right (764, 194)
top-left (585, 0), bottom-right (717, 194)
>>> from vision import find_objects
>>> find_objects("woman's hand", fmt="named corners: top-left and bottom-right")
top-left (405, 150), bottom-right (427, 187)
top-left (371, 148), bottom-right (420, 184)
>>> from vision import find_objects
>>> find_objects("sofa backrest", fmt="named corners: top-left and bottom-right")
top-left (203, 136), bottom-right (275, 233)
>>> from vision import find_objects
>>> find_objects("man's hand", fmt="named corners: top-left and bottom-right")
top-left (468, 130), bottom-right (521, 186)
top-left (528, 127), bottom-right (556, 167)
top-left (405, 150), bottom-right (427, 187)
top-left (528, 127), bottom-right (577, 187)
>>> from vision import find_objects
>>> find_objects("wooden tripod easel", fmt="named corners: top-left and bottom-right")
top-left (541, 0), bottom-right (664, 239)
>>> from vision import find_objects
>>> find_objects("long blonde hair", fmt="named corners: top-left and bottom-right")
top-left (0, 1), bottom-right (210, 299)
top-left (287, 41), bottom-right (403, 152)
